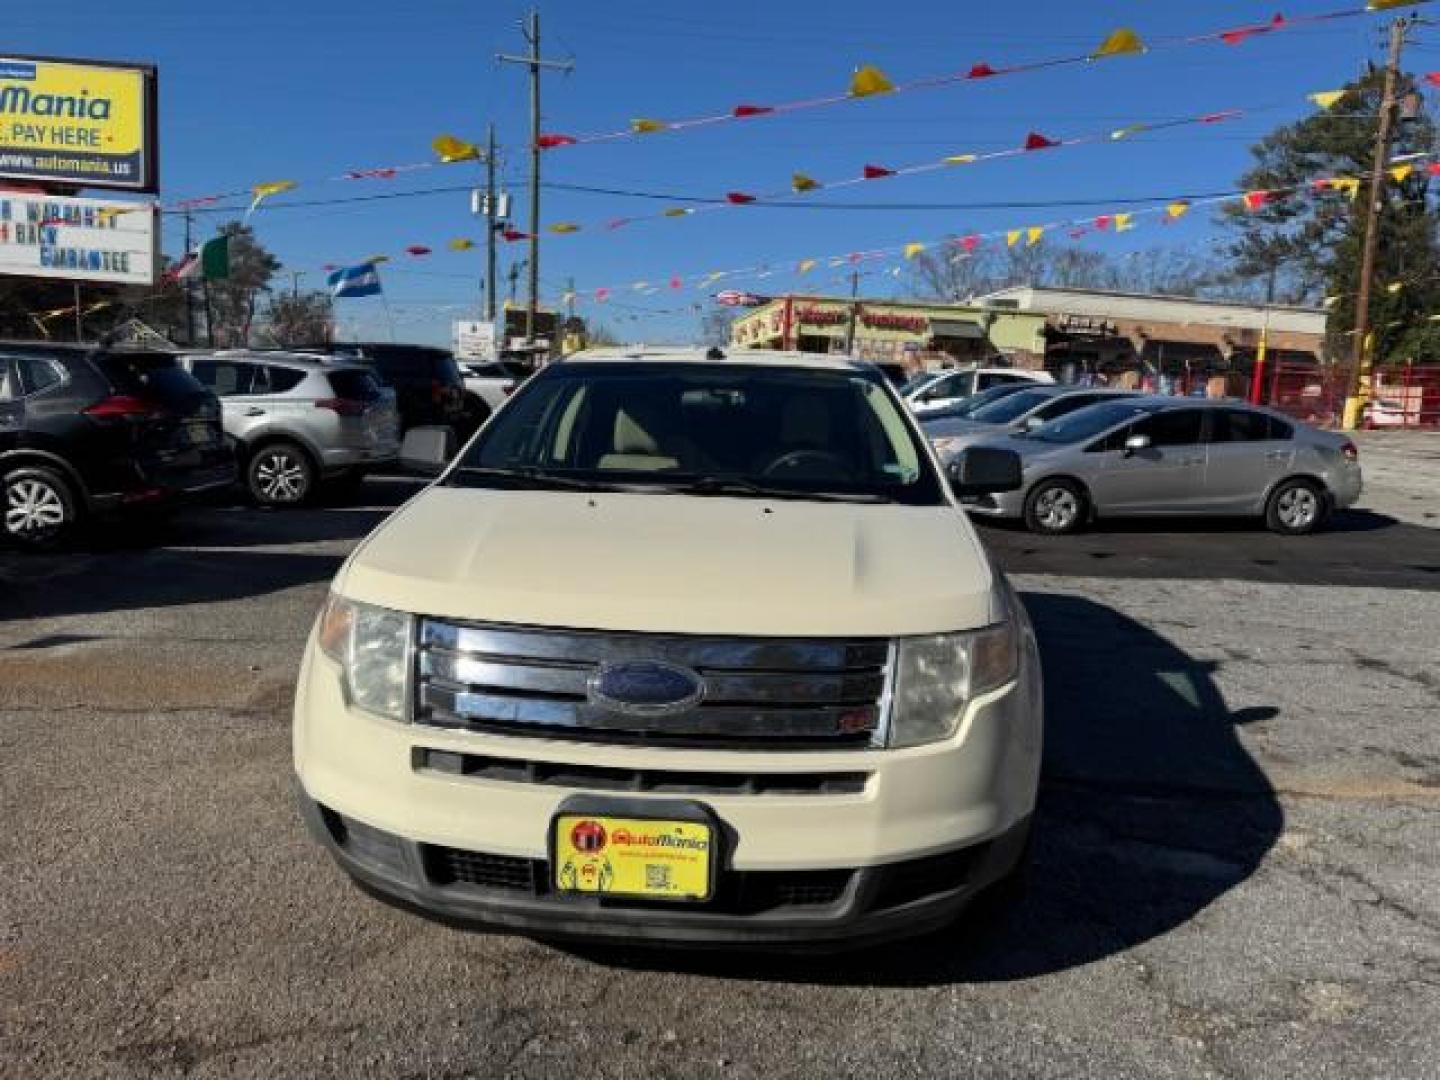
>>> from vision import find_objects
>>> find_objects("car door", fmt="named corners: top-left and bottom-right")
top-left (1088, 408), bottom-right (1208, 514)
top-left (189, 359), bottom-right (256, 441)
top-left (1199, 408), bottom-right (1295, 513)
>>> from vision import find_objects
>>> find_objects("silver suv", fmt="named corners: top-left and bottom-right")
top-left (179, 351), bottom-right (400, 506)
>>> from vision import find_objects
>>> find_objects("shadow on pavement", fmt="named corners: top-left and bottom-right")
top-left (570, 591), bottom-right (1283, 987)
top-left (979, 508), bottom-right (1401, 536)
top-left (0, 478), bottom-right (416, 623)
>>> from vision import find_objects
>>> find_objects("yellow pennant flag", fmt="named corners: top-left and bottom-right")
top-left (448, 238), bottom-right (476, 251)
top-left (1110, 125), bottom-right (1146, 141)
top-left (798, 259), bottom-right (816, 274)
top-left (1167, 201), bottom-right (1191, 220)
top-left (631, 118), bottom-right (668, 134)
top-left (792, 172), bottom-right (820, 193)
top-left (1368, 0), bottom-right (1421, 10)
top-left (1389, 164), bottom-right (1415, 184)
top-left (1026, 226), bottom-right (1045, 247)
top-left (904, 242), bottom-right (926, 260)
top-left (1386, 281), bottom-right (1406, 294)
top-left (663, 207), bottom-right (692, 218)
top-left (849, 65), bottom-right (894, 98)
top-left (432, 134), bottom-right (480, 162)
top-left (1006, 229), bottom-right (1023, 248)
top-left (1091, 28), bottom-right (1146, 59)
top-left (549, 222), bottom-right (580, 234)
top-left (1330, 177), bottom-right (1362, 200)
top-left (944, 154), bottom-right (978, 165)
top-left (1115, 213), bottom-right (1135, 232)
top-left (1309, 90), bottom-right (1345, 110)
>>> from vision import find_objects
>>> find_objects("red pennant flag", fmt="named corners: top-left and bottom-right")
top-left (732, 104), bottom-right (774, 117)
top-left (848, 252), bottom-right (862, 264)
top-left (501, 229), bottom-right (530, 242)
top-left (405, 245), bottom-right (432, 256)
top-left (1201, 110), bottom-right (1242, 125)
top-left (1221, 13), bottom-right (1285, 46)
top-left (1426, 73), bottom-right (1440, 88)
top-left (669, 276), bottom-right (683, 290)
top-left (960, 235), bottom-right (980, 252)
top-left (1428, 163), bottom-right (1440, 176)
top-left (726, 191), bottom-right (757, 204)
top-left (1024, 131), bottom-right (1060, 151)
top-left (606, 218), bottom-right (632, 230)
top-left (967, 63), bottom-right (998, 79)
top-left (595, 287), bottom-right (610, 302)
top-left (1069, 228), bottom-right (1089, 240)
top-left (1094, 215), bottom-right (1113, 231)
top-left (537, 133), bottom-right (577, 149)
top-left (321, 264), bottom-right (338, 272)
top-left (346, 167), bottom-right (398, 180)
top-left (863, 164), bottom-right (896, 179)
top-left (1243, 191), bottom-right (1272, 211)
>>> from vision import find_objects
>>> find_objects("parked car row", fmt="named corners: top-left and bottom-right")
top-left (0, 339), bottom-right (512, 548)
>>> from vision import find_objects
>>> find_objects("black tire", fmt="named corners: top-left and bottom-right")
top-left (1022, 478), bottom-right (1087, 535)
top-left (1265, 477), bottom-right (1326, 536)
top-left (247, 441), bottom-right (315, 507)
top-left (2, 465), bottom-right (79, 549)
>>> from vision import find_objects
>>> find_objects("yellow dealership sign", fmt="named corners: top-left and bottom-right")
top-left (0, 55), bottom-right (157, 192)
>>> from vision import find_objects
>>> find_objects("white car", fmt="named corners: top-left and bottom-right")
top-left (294, 346), bottom-right (1043, 949)
top-left (460, 360), bottom-right (529, 424)
top-left (906, 365), bottom-right (1054, 416)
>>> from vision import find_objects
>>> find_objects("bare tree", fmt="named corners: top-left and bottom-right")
top-left (264, 291), bottom-right (334, 347)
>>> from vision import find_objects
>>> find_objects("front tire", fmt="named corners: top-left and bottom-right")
top-left (1023, 478), bottom-right (1087, 535)
top-left (1265, 478), bottom-right (1326, 536)
top-left (3, 465), bottom-right (78, 548)
top-left (248, 442), bottom-right (315, 507)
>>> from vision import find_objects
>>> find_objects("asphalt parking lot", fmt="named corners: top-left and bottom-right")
top-left (2, 475), bottom-right (1438, 1078)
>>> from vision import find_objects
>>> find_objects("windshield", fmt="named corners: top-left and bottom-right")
top-left (968, 387), bottom-right (1057, 424)
top-left (1027, 398), bottom-right (1158, 444)
top-left (452, 362), bottom-right (946, 505)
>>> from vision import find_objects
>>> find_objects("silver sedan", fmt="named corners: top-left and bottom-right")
top-left (924, 386), bottom-right (1142, 460)
top-left (958, 397), bottom-right (1362, 536)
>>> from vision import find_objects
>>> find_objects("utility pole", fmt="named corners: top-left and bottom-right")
top-left (183, 211), bottom-right (197, 346)
top-left (287, 270), bottom-right (305, 298)
top-left (485, 122), bottom-right (498, 324)
top-left (844, 269), bottom-right (861, 355)
top-left (498, 10), bottom-right (573, 348)
top-left (1344, 16), bottom-right (1411, 430)
top-left (507, 259), bottom-right (524, 304)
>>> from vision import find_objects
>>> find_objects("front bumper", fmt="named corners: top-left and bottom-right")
top-left (299, 791), bottom-right (1031, 949)
top-left (962, 487), bottom-right (1027, 518)
top-left (292, 623), bottom-right (1043, 948)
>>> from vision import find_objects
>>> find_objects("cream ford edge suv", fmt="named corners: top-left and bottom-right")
top-left (294, 347), bottom-right (1042, 949)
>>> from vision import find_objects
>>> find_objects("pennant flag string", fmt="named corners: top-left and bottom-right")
top-left (524, 3), bottom-right (1424, 152)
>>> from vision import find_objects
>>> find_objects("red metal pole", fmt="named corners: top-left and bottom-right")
top-left (781, 295), bottom-right (794, 351)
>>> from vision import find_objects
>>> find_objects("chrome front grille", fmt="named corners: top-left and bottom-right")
top-left (414, 620), bottom-right (892, 749)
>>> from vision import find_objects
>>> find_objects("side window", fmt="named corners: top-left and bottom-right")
top-left (245, 364), bottom-right (272, 396)
top-left (1037, 393), bottom-right (1101, 422)
top-left (1210, 409), bottom-right (1270, 443)
top-left (1267, 415), bottom-right (1294, 440)
top-left (1134, 409), bottom-right (1204, 448)
top-left (1088, 422), bottom-right (1134, 454)
top-left (267, 367), bottom-right (306, 394)
top-left (191, 360), bottom-right (245, 397)
top-left (0, 359), bottom-right (16, 402)
top-left (16, 356), bottom-right (66, 395)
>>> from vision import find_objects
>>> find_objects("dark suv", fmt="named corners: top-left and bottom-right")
top-left (291, 343), bottom-right (470, 435)
top-left (1, 343), bottom-right (235, 547)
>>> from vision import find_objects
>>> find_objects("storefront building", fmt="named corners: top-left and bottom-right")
top-left (730, 295), bottom-right (1049, 375)
top-left (976, 286), bottom-right (1329, 393)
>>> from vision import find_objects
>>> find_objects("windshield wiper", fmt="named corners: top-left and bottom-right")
top-left (447, 466), bottom-right (624, 493)
top-left (657, 476), bottom-right (893, 504)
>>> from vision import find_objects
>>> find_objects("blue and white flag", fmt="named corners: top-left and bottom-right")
top-left (327, 262), bottom-right (382, 298)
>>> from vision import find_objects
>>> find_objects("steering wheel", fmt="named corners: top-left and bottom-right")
top-left (761, 448), bottom-right (854, 479)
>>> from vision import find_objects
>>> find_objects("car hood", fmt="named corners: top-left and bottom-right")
top-left (337, 487), bottom-right (999, 637)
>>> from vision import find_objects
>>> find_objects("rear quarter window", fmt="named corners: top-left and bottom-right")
top-left (266, 366), bottom-right (307, 394)
top-left (327, 369), bottom-right (383, 401)
top-left (92, 352), bottom-right (207, 406)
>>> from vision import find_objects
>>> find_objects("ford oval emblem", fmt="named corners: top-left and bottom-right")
top-left (588, 660), bottom-right (705, 717)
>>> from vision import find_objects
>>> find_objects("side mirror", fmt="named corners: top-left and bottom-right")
top-left (400, 425), bottom-right (456, 476)
top-left (947, 446), bottom-right (1023, 498)
top-left (1123, 433), bottom-right (1151, 456)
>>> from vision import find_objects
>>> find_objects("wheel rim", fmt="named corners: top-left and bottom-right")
top-left (255, 451), bottom-right (308, 503)
top-left (1034, 487), bottom-right (1078, 530)
top-left (1276, 486), bottom-right (1318, 529)
top-left (5, 478), bottom-right (67, 538)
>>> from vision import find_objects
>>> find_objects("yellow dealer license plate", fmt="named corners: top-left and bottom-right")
top-left (553, 814), bottom-right (715, 902)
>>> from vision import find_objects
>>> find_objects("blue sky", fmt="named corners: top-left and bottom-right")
top-left (9, 1), bottom-right (1418, 343)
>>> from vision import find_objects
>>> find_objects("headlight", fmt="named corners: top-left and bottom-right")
top-left (317, 593), bottom-right (412, 721)
top-left (889, 617), bottom-right (1018, 749)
